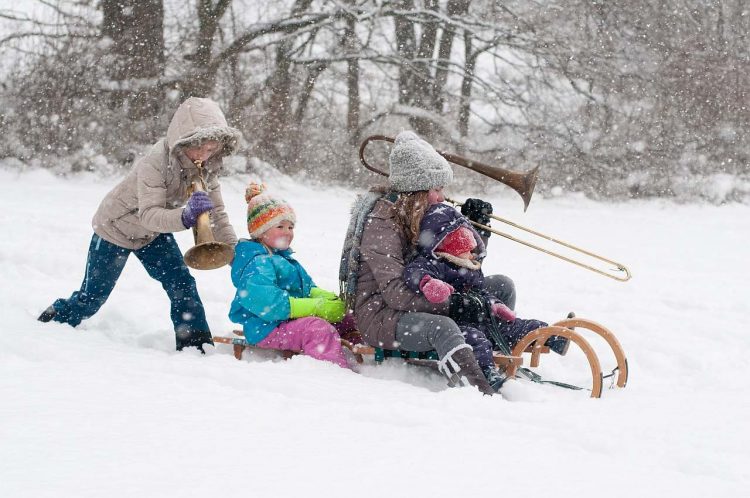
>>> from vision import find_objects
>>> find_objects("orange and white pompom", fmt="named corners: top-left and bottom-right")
top-left (245, 182), bottom-right (266, 203)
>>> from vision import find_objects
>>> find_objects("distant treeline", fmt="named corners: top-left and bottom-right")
top-left (0, 0), bottom-right (748, 201)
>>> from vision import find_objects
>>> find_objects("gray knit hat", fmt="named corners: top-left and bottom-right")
top-left (388, 131), bottom-right (453, 192)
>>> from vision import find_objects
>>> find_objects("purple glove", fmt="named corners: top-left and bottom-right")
top-left (181, 191), bottom-right (214, 228)
top-left (491, 301), bottom-right (516, 322)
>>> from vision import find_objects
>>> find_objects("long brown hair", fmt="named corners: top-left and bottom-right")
top-left (371, 185), bottom-right (431, 247)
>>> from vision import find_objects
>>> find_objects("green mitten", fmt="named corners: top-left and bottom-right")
top-left (309, 287), bottom-right (339, 300)
top-left (316, 298), bottom-right (346, 322)
top-left (289, 297), bottom-right (321, 319)
top-left (288, 297), bottom-right (346, 323)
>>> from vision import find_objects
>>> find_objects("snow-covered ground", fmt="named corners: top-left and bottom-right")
top-left (1, 166), bottom-right (748, 498)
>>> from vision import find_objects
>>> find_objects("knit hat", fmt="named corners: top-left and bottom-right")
top-left (436, 226), bottom-right (477, 257)
top-left (245, 183), bottom-right (296, 238)
top-left (388, 131), bottom-right (453, 192)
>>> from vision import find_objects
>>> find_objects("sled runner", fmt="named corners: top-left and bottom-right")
top-left (212, 315), bottom-right (627, 398)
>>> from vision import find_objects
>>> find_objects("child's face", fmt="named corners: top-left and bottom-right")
top-left (428, 187), bottom-right (445, 205)
top-left (184, 140), bottom-right (223, 163)
top-left (259, 220), bottom-right (295, 250)
top-left (456, 251), bottom-right (476, 261)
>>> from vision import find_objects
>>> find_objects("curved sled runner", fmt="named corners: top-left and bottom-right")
top-left (505, 317), bottom-right (628, 398)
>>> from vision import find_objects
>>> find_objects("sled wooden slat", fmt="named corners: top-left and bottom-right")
top-left (492, 351), bottom-right (523, 370)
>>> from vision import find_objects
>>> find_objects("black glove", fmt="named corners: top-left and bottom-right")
top-left (448, 292), bottom-right (489, 325)
top-left (461, 198), bottom-right (493, 238)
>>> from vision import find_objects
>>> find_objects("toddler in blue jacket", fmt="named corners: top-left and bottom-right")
top-left (228, 183), bottom-right (351, 369)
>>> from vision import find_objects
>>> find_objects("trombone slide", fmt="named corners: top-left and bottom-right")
top-left (448, 198), bottom-right (631, 282)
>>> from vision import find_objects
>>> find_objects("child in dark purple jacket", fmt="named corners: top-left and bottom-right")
top-left (404, 203), bottom-right (567, 390)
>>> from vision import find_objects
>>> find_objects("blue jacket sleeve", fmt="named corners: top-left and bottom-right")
top-left (235, 256), bottom-right (293, 321)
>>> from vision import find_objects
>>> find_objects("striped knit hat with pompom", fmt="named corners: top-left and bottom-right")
top-left (245, 182), bottom-right (296, 238)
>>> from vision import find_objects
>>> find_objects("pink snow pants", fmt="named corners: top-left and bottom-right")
top-left (256, 317), bottom-right (350, 369)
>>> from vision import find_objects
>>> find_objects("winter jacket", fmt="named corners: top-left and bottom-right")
top-left (404, 203), bottom-right (486, 293)
top-left (354, 198), bottom-right (449, 349)
top-left (228, 239), bottom-right (315, 344)
top-left (92, 97), bottom-right (241, 250)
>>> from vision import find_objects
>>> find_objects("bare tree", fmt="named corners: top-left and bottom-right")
top-left (101, 0), bottom-right (165, 120)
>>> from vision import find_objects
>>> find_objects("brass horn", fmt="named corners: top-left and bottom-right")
top-left (183, 161), bottom-right (235, 270)
top-left (358, 134), bottom-right (539, 211)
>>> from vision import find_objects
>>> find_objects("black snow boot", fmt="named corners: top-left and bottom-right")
top-left (438, 345), bottom-right (495, 396)
top-left (38, 305), bottom-right (57, 323)
top-left (481, 366), bottom-right (508, 392)
top-left (176, 330), bottom-right (214, 354)
top-left (544, 311), bottom-right (575, 356)
top-left (545, 336), bottom-right (570, 356)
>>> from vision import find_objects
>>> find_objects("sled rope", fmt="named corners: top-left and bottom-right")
top-left (602, 366), bottom-right (620, 389)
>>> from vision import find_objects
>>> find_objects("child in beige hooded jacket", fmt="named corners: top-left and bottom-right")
top-left (38, 97), bottom-right (241, 352)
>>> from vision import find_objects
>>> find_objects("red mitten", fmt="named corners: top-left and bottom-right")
top-left (419, 275), bottom-right (455, 304)
top-left (491, 301), bottom-right (516, 322)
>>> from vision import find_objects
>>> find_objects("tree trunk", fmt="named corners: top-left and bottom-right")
top-left (394, 0), bottom-right (417, 105)
top-left (258, 0), bottom-right (315, 164)
top-left (181, 0), bottom-right (232, 98)
top-left (458, 31), bottom-right (476, 138)
top-left (433, 0), bottom-right (470, 112)
top-left (344, 15), bottom-right (360, 145)
top-left (101, 0), bottom-right (165, 119)
top-left (409, 0), bottom-right (440, 136)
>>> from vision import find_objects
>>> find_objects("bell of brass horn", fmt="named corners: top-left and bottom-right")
top-left (358, 134), bottom-right (539, 211)
top-left (183, 162), bottom-right (235, 270)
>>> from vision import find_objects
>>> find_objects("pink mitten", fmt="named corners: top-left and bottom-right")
top-left (419, 275), bottom-right (455, 304)
top-left (491, 301), bottom-right (516, 322)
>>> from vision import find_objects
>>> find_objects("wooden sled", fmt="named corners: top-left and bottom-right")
top-left (212, 331), bottom-right (522, 370)
top-left (212, 316), bottom-right (628, 398)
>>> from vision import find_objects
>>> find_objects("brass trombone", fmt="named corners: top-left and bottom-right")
top-left (359, 134), bottom-right (632, 282)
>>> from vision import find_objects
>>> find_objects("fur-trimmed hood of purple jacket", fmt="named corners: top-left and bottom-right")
top-left (404, 203), bottom-right (487, 293)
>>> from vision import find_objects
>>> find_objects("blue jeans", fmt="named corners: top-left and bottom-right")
top-left (51, 233), bottom-right (209, 340)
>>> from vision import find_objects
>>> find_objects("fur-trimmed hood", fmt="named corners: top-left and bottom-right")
top-left (416, 203), bottom-right (486, 262)
top-left (166, 97), bottom-right (242, 156)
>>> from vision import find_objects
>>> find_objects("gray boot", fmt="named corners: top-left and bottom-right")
top-left (438, 345), bottom-right (495, 396)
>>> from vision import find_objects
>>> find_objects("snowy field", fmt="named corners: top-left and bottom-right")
top-left (1, 166), bottom-right (749, 498)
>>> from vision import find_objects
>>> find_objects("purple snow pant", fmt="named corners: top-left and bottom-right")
top-left (460, 325), bottom-right (494, 369)
top-left (256, 316), bottom-right (350, 369)
top-left (460, 318), bottom-right (550, 369)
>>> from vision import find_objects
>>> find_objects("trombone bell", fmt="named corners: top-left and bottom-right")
top-left (359, 135), bottom-right (539, 211)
